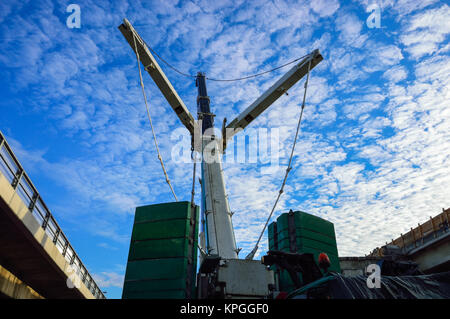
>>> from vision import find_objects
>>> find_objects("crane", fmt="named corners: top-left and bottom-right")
top-left (118, 18), bottom-right (323, 298)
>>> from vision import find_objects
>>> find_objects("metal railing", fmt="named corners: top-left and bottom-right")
top-left (369, 208), bottom-right (450, 257)
top-left (0, 131), bottom-right (106, 299)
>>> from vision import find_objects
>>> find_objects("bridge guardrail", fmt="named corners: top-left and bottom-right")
top-left (0, 131), bottom-right (106, 299)
top-left (368, 208), bottom-right (450, 257)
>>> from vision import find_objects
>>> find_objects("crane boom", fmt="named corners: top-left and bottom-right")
top-left (119, 18), bottom-right (323, 262)
top-left (118, 16), bottom-right (326, 299)
top-left (118, 19), bottom-right (196, 135)
top-left (224, 50), bottom-right (323, 144)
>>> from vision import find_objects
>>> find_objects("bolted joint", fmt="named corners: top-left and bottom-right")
top-left (28, 193), bottom-right (39, 210)
top-left (204, 210), bottom-right (212, 216)
top-left (11, 169), bottom-right (23, 189)
top-left (53, 229), bottom-right (61, 244)
top-left (144, 63), bottom-right (156, 71)
top-left (197, 95), bottom-right (210, 104)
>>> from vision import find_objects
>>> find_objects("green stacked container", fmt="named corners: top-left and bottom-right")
top-left (122, 201), bottom-right (199, 299)
top-left (268, 210), bottom-right (340, 292)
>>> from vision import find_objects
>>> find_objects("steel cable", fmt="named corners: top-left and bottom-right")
top-left (245, 58), bottom-right (313, 260)
top-left (133, 34), bottom-right (178, 202)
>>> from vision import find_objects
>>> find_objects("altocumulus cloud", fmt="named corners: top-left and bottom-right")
top-left (0, 0), bottom-right (449, 297)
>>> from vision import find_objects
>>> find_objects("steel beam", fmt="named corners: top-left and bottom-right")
top-left (225, 49), bottom-right (323, 143)
top-left (118, 19), bottom-right (196, 135)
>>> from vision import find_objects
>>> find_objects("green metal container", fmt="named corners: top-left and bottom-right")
top-left (268, 210), bottom-right (340, 292)
top-left (275, 211), bottom-right (336, 237)
top-left (131, 219), bottom-right (191, 241)
top-left (129, 237), bottom-right (192, 260)
top-left (276, 237), bottom-right (339, 256)
top-left (122, 201), bottom-right (199, 299)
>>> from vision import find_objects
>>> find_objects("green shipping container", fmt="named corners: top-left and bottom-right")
top-left (268, 210), bottom-right (340, 292)
top-left (122, 201), bottom-right (199, 299)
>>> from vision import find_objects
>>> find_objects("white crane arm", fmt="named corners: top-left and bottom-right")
top-left (119, 19), bottom-right (196, 135)
top-left (224, 50), bottom-right (323, 142)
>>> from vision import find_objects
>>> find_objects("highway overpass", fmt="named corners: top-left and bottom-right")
top-left (0, 131), bottom-right (105, 299)
top-left (341, 208), bottom-right (450, 276)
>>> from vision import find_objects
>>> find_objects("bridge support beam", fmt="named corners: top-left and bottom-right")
top-left (0, 264), bottom-right (43, 299)
top-left (409, 233), bottom-right (450, 274)
top-left (0, 173), bottom-right (95, 299)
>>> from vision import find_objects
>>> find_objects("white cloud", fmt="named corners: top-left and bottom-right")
top-left (2, 0), bottom-right (450, 268)
top-left (335, 12), bottom-right (368, 48)
top-left (414, 55), bottom-right (450, 83)
top-left (383, 65), bottom-right (408, 83)
top-left (93, 271), bottom-right (124, 289)
top-left (310, 0), bottom-right (340, 17)
top-left (400, 4), bottom-right (450, 59)
top-left (358, 0), bottom-right (439, 17)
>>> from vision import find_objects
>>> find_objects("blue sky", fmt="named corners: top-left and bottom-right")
top-left (0, 0), bottom-right (449, 299)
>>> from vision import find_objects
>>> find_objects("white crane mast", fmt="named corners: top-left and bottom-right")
top-left (201, 134), bottom-right (238, 259)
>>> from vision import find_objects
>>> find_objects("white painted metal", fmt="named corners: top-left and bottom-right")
top-left (119, 19), bottom-right (197, 135)
top-left (217, 259), bottom-right (274, 298)
top-left (224, 49), bottom-right (323, 143)
top-left (202, 134), bottom-right (238, 259)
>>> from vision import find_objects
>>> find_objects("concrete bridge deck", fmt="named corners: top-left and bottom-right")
top-left (0, 132), bottom-right (105, 299)
top-left (341, 209), bottom-right (450, 276)
top-left (370, 208), bottom-right (450, 274)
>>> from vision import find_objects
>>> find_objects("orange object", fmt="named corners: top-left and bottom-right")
top-left (276, 291), bottom-right (289, 299)
top-left (318, 253), bottom-right (331, 271)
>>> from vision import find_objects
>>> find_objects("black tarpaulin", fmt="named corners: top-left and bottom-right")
top-left (329, 271), bottom-right (450, 299)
